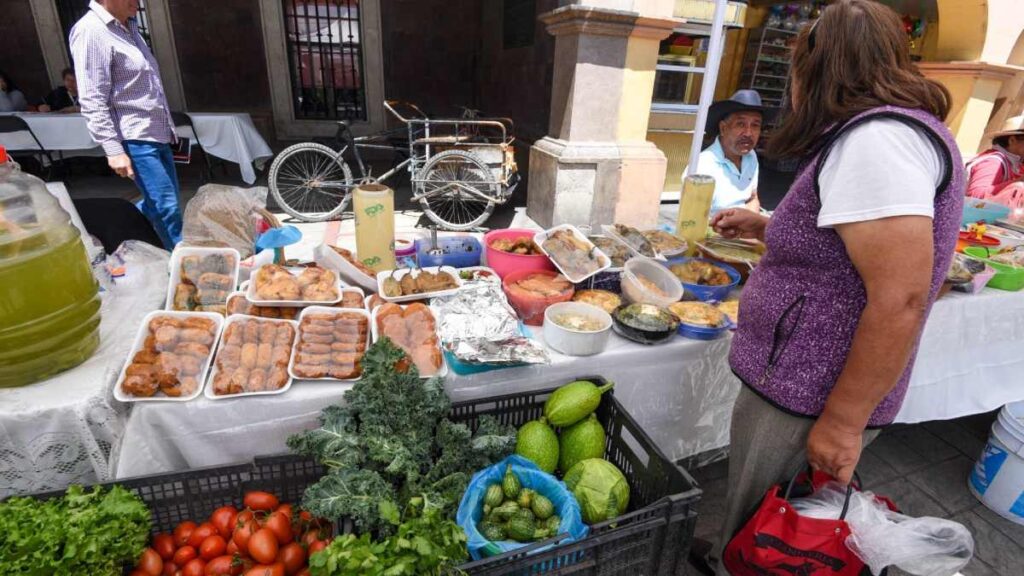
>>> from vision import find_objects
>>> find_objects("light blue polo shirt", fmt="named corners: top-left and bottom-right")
top-left (683, 137), bottom-right (759, 212)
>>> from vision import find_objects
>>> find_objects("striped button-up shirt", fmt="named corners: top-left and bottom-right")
top-left (70, 1), bottom-right (175, 157)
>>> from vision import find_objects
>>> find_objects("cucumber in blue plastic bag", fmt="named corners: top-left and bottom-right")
top-left (456, 455), bottom-right (589, 560)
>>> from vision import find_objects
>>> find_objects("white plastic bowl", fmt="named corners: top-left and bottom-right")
top-left (543, 302), bottom-right (612, 356)
top-left (620, 257), bottom-right (683, 307)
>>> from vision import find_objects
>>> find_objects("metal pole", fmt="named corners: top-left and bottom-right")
top-left (687, 0), bottom-right (730, 174)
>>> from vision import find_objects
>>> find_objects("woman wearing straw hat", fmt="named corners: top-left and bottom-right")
top-left (966, 115), bottom-right (1024, 210)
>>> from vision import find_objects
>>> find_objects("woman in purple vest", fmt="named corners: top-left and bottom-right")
top-left (694, 1), bottom-right (964, 573)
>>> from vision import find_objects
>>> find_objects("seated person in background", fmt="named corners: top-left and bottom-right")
top-left (38, 68), bottom-right (80, 113)
top-left (966, 115), bottom-right (1024, 210)
top-left (0, 70), bottom-right (29, 112)
top-left (683, 90), bottom-right (764, 213)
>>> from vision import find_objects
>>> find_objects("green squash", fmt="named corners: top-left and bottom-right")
top-left (559, 413), bottom-right (606, 473)
top-left (515, 418), bottom-right (560, 473)
top-left (484, 484), bottom-right (505, 508)
top-left (531, 494), bottom-right (554, 520)
top-left (506, 509), bottom-right (538, 542)
top-left (544, 380), bottom-right (614, 427)
top-left (502, 464), bottom-right (521, 500)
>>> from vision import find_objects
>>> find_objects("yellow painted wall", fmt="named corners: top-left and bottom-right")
top-left (619, 36), bottom-right (663, 140)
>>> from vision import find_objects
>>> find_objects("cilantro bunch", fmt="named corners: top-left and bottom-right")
top-left (0, 485), bottom-right (151, 575)
top-left (288, 338), bottom-right (515, 535)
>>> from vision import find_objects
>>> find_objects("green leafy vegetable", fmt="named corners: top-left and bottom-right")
top-left (308, 495), bottom-right (468, 576)
top-left (0, 485), bottom-right (151, 575)
top-left (289, 339), bottom-right (515, 535)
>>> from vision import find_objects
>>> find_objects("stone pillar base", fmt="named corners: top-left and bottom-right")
top-left (527, 136), bottom-right (667, 229)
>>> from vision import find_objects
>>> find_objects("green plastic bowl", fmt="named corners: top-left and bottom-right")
top-left (963, 247), bottom-right (1024, 291)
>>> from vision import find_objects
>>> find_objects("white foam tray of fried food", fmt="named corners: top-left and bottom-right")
top-left (204, 315), bottom-right (299, 400)
top-left (533, 224), bottom-right (612, 284)
top-left (375, 266), bottom-right (464, 303)
top-left (246, 265), bottom-right (345, 307)
top-left (370, 304), bottom-right (449, 379)
top-left (114, 310), bottom-right (225, 403)
top-left (288, 306), bottom-right (372, 383)
top-left (165, 246), bottom-right (241, 312)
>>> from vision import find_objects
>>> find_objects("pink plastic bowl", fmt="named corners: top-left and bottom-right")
top-left (484, 228), bottom-right (555, 279)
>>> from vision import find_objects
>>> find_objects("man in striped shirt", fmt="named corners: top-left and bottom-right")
top-left (71, 0), bottom-right (182, 248)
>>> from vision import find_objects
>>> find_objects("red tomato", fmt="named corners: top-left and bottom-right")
top-left (162, 561), bottom-right (179, 576)
top-left (226, 539), bottom-right (239, 556)
top-left (233, 515), bottom-right (259, 550)
top-left (174, 521), bottom-right (198, 547)
top-left (263, 511), bottom-right (292, 545)
top-left (248, 528), bottom-right (279, 564)
top-left (276, 542), bottom-right (304, 575)
top-left (130, 571), bottom-right (150, 576)
top-left (173, 545), bottom-right (198, 567)
top-left (138, 548), bottom-right (164, 576)
top-left (243, 491), bottom-right (279, 512)
top-left (200, 534), bottom-right (228, 560)
top-left (153, 533), bottom-right (176, 561)
top-left (244, 563), bottom-right (285, 576)
top-left (204, 555), bottom-right (241, 576)
top-left (189, 522), bottom-right (218, 548)
top-left (182, 558), bottom-right (207, 576)
top-left (275, 503), bottom-right (294, 520)
top-left (296, 570), bottom-right (311, 576)
top-left (306, 540), bottom-right (327, 557)
top-left (210, 506), bottom-right (239, 539)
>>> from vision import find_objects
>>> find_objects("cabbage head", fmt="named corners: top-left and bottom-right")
top-left (563, 458), bottom-right (630, 524)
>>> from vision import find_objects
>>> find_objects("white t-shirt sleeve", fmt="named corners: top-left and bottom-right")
top-left (817, 118), bottom-right (945, 228)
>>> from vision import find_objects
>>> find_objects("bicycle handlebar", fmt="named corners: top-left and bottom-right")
top-left (383, 100), bottom-right (428, 123)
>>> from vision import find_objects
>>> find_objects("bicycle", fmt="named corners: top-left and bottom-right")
top-left (268, 100), bottom-right (520, 231)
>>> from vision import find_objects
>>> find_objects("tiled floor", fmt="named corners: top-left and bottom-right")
top-left (688, 412), bottom-right (1024, 575)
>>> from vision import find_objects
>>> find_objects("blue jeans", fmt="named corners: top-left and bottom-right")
top-left (124, 140), bottom-right (182, 248)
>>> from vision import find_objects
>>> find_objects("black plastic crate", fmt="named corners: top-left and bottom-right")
top-left (449, 378), bottom-right (701, 575)
top-left (11, 377), bottom-right (700, 576)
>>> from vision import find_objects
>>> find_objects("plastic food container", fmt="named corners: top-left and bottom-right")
top-left (456, 266), bottom-right (501, 284)
top-left (376, 266), bottom-right (464, 302)
top-left (289, 307), bottom-right (371, 382)
top-left (114, 310), bottom-right (224, 403)
top-left (664, 257), bottom-right (741, 302)
top-left (0, 151), bottom-right (101, 388)
top-left (371, 303), bottom-right (448, 378)
top-left (964, 247), bottom-right (1024, 291)
top-left (165, 246), bottom-right (240, 313)
top-left (246, 265), bottom-right (344, 306)
top-left (620, 257), bottom-right (683, 307)
top-left (612, 303), bottom-right (679, 345)
top-left (484, 228), bottom-right (555, 279)
top-left (676, 317), bottom-right (735, 341)
top-left (963, 198), bottom-right (1011, 226)
top-left (502, 269), bottom-right (575, 326)
top-left (313, 243), bottom-right (377, 293)
top-left (416, 235), bottom-right (482, 269)
top-left (201, 313), bottom-right (294, 399)
top-left (534, 224), bottom-right (612, 283)
top-left (543, 302), bottom-right (612, 356)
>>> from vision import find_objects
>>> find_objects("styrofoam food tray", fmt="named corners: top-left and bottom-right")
top-left (313, 243), bottom-right (377, 293)
top-left (455, 266), bottom-right (501, 284)
top-left (246, 265), bottom-right (345, 307)
top-left (114, 310), bottom-right (225, 403)
top-left (602, 224), bottom-right (667, 261)
top-left (534, 224), bottom-right (612, 284)
top-left (376, 266), bottom-right (464, 303)
top-left (288, 306), bottom-right (372, 382)
top-left (370, 304), bottom-right (448, 378)
top-left (204, 315), bottom-right (298, 400)
top-left (165, 246), bottom-right (241, 311)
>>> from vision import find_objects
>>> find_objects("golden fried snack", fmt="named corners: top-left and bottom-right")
top-left (197, 272), bottom-right (234, 291)
top-left (242, 320), bottom-right (259, 343)
top-left (126, 363), bottom-right (157, 378)
top-left (122, 375), bottom-right (159, 397)
top-left (177, 354), bottom-right (202, 376)
top-left (200, 253), bottom-right (234, 274)
top-left (248, 369), bottom-right (267, 392)
top-left (173, 284), bottom-right (196, 311)
top-left (256, 343), bottom-right (273, 368)
top-left (300, 331), bottom-right (333, 345)
top-left (296, 352), bottom-right (331, 365)
top-left (299, 343), bottom-right (332, 355)
top-left (196, 288), bottom-right (229, 306)
top-left (150, 316), bottom-right (183, 330)
top-left (258, 322), bottom-right (279, 344)
top-left (271, 345), bottom-right (290, 367)
top-left (180, 328), bottom-right (214, 345)
top-left (294, 364), bottom-right (328, 379)
top-left (212, 372), bottom-right (233, 396)
top-left (218, 344), bottom-right (241, 365)
top-left (328, 364), bottom-right (361, 380)
top-left (338, 291), bottom-right (364, 309)
top-left (240, 342), bottom-right (258, 368)
top-left (330, 341), bottom-right (362, 353)
top-left (132, 349), bottom-right (159, 364)
top-left (224, 324), bottom-right (242, 345)
top-left (267, 368), bottom-right (289, 389)
top-left (181, 256), bottom-right (203, 284)
top-left (229, 367), bottom-right (250, 392)
top-left (154, 326), bottom-right (179, 352)
top-left (275, 324), bottom-right (295, 345)
top-left (176, 342), bottom-right (211, 358)
top-left (302, 322), bottom-right (334, 335)
top-left (183, 317), bottom-right (216, 331)
top-left (198, 304), bottom-right (227, 315)
top-left (143, 335), bottom-right (157, 352)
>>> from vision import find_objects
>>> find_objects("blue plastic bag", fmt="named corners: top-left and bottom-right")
top-left (456, 455), bottom-right (589, 560)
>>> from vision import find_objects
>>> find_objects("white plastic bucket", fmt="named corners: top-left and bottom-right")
top-left (968, 401), bottom-right (1024, 525)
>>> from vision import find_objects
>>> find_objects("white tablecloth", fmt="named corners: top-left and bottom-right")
top-left (0, 112), bottom-right (272, 184)
top-left (0, 246), bottom-right (168, 497)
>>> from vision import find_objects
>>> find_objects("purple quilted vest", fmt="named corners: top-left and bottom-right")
top-left (730, 106), bottom-right (964, 426)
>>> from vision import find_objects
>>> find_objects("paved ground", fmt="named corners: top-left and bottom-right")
top-left (688, 411), bottom-right (1024, 576)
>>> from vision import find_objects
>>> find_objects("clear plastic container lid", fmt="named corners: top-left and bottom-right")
top-left (0, 148), bottom-right (75, 257)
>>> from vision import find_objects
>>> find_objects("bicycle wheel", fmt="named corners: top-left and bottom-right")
top-left (269, 142), bottom-right (354, 222)
top-left (415, 149), bottom-right (498, 231)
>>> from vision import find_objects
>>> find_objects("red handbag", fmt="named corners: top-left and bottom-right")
top-left (723, 469), bottom-right (881, 576)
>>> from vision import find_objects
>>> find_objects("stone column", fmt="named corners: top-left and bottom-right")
top-left (527, 2), bottom-right (680, 229)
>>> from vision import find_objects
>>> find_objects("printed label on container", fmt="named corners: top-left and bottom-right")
top-left (1010, 491), bottom-right (1024, 518)
top-left (364, 203), bottom-right (385, 217)
top-left (971, 442), bottom-right (1008, 496)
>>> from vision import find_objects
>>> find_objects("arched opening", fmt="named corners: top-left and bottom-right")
top-left (934, 0), bottom-right (987, 61)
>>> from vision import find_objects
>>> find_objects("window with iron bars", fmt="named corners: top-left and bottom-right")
top-left (56, 0), bottom-right (153, 62)
top-left (282, 0), bottom-right (366, 121)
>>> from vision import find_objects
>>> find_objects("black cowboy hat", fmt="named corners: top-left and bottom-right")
top-left (706, 90), bottom-right (768, 138)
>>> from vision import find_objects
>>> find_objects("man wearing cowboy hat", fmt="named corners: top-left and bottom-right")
top-left (966, 115), bottom-right (1024, 208)
top-left (683, 89), bottom-right (765, 212)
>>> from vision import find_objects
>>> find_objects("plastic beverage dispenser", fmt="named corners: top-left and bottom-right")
top-left (0, 147), bottom-right (101, 387)
top-left (676, 174), bottom-right (716, 256)
top-left (353, 183), bottom-right (397, 273)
